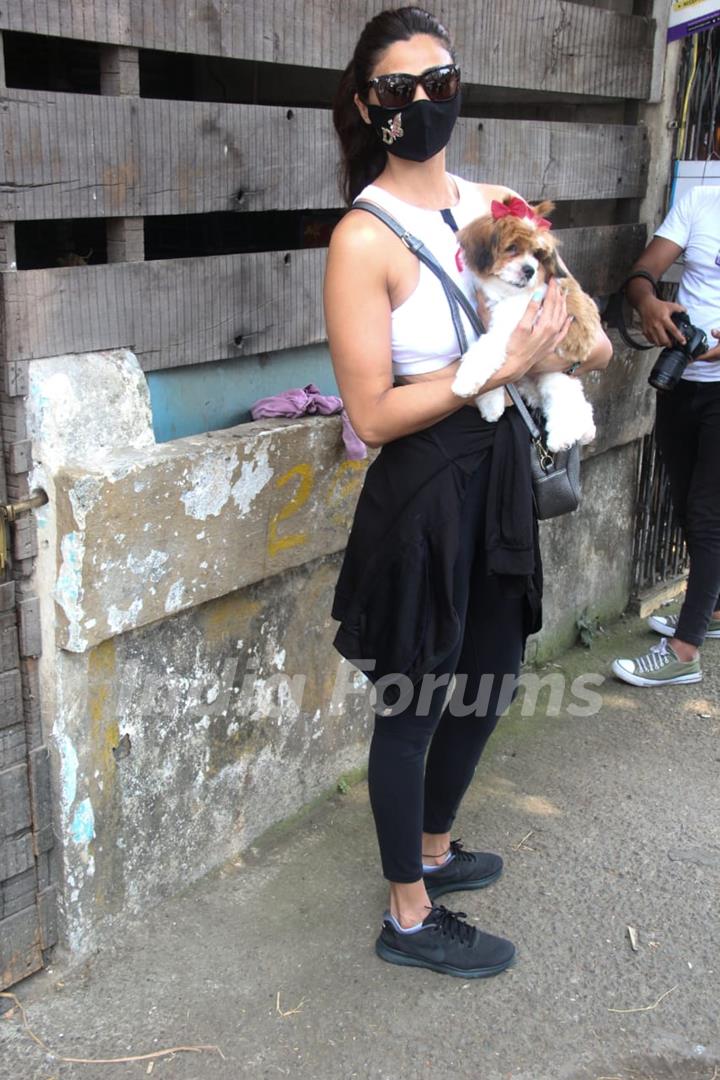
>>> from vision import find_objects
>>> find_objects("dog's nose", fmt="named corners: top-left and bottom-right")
top-left (521, 264), bottom-right (535, 280)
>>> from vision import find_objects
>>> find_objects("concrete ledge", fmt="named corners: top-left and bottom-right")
top-left (26, 350), bottom-right (371, 652)
top-left (25, 345), bottom-right (654, 654)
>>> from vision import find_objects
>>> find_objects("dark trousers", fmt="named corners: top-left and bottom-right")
top-left (655, 379), bottom-right (720, 647)
top-left (367, 449), bottom-right (525, 883)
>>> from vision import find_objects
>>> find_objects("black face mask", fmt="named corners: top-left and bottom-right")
top-left (366, 92), bottom-right (462, 162)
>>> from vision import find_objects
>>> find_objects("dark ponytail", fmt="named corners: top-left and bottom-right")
top-left (332, 7), bottom-right (455, 206)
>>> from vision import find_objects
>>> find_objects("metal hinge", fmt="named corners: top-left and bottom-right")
top-left (0, 490), bottom-right (48, 571)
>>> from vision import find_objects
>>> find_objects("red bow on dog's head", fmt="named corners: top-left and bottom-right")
top-left (490, 196), bottom-right (552, 230)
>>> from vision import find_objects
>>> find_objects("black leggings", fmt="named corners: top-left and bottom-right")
top-left (655, 380), bottom-right (720, 647)
top-left (367, 449), bottom-right (525, 883)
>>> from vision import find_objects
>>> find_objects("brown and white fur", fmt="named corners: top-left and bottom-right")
top-left (451, 198), bottom-right (600, 451)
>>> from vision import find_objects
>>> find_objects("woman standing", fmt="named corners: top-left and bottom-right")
top-left (324, 7), bottom-right (612, 978)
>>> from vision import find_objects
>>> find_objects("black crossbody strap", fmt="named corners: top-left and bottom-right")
top-left (353, 198), bottom-right (542, 443)
top-left (353, 199), bottom-right (475, 354)
top-left (604, 268), bottom-right (659, 351)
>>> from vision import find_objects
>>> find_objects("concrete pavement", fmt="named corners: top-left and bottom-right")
top-left (1, 609), bottom-right (718, 1080)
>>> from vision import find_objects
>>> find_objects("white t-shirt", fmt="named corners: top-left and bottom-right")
top-left (654, 184), bottom-right (720, 382)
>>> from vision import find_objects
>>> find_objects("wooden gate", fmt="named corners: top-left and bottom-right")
top-left (0, 417), bottom-right (57, 990)
top-left (0, 56), bottom-right (57, 994)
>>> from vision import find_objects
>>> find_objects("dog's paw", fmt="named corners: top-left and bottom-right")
top-left (545, 428), bottom-right (576, 452)
top-left (573, 399), bottom-right (596, 446)
top-left (451, 369), bottom-right (483, 398)
top-left (536, 372), bottom-right (596, 450)
top-left (578, 421), bottom-right (597, 446)
top-left (545, 410), bottom-right (596, 451)
top-left (477, 388), bottom-right (506, 422)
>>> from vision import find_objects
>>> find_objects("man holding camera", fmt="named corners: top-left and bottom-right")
top-left (612, 184), bottom-right (720, 687)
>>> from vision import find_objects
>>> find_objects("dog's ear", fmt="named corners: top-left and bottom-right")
top-left (532, 199), bottom-right (555, 220)
top-left (546, 248), bottom-right (567, 278)
top-left (535, 239), bottom-right (567, 280)
top-left (458, 220), bottom-right (497, 275)
top-left (469, 237), bottom-right (497, 274)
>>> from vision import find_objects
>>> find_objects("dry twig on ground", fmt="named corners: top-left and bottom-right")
top-left (0, 991), bottom-right (225, 1065)
top-left (607, 984), bottom-right (678, 1014)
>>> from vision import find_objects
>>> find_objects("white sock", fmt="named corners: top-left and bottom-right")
top-left (387, 912), bottom-right (425, 934)
top-left (422, 850), bottom-right (455, 874)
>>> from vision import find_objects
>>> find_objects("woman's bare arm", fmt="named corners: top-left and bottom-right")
top-left (324, 214), bottom-right (469, 447)
top-left (324, 213), bottom-right (572, 448)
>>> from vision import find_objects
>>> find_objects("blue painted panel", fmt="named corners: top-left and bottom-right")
top-left (146, 344), bottom-right (339, 444)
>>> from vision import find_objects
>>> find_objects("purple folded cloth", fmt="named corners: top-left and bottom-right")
top-left (249, 383), bottom-right (367, 460)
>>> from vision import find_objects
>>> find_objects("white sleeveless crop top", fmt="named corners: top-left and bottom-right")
top-left (352, 173), bottom-right (487, 376)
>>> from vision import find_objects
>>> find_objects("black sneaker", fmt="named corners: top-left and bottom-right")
top-left (423, 838), bottom-right (503, 902)
top-left (375, 904), bottom-right (515, 978)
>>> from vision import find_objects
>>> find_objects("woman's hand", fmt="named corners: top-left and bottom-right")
top-left (636, 294), bottom-right (687, 347)
top-left (503, 278), bottom-right (573, 379)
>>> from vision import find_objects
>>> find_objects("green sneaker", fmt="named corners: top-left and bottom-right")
top-left (647, 611), bottom-right (720, 640)
top-left (611, 639), bottom-right (702, 687)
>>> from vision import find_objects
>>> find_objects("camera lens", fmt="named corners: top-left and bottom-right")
top-left (648, 345), bottom-right (690, 392)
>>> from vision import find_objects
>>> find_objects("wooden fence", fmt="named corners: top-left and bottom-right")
top-left (0, 1), bottom-right (655, 373)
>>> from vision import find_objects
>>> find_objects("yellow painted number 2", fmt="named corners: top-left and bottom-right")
top-left (267, 463), bottom-right (314, 556)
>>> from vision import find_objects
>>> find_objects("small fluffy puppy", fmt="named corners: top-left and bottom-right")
top-left (451, 196), bottom-right (600, 451)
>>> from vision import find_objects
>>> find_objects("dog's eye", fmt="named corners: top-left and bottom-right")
top-left (504, 244), bottom-right (518, 254)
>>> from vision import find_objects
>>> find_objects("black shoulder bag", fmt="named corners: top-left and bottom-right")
top-left (353, 199), bottom-right (581, 520)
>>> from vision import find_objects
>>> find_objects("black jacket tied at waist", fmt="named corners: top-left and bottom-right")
top-left (331, 404), bottom-right (543, 687)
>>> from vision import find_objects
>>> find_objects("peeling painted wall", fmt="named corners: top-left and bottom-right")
top-left (25, 350), bottom-right (375, 954)
top-left (47, 556), bottom-right (370, 954)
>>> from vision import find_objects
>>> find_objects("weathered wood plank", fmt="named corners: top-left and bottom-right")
top-left (99, 43), bottom-right (140, 96)
top-left (27, 746), bottom-right (54, 855)
top-left (0, 723), bottom-right (27, 770)
top-left (0, 832), bottom-right (34, 883)
top-left (0, 669), bottom-right (23, 728)
top-left (107, 217), bottom-right (145, 262)
top-left (0, 762), bottom-right (32, 836)
top-left (0, 224), bottom-right (645, 370)
top-left (0, 223), bottom-right (16, 270)
top-left (0, 866), bottom-right (36, 918)
top-left (100, 46), bottom-right (146, 262)
top-left (0, 89), bottom-right (650, 220)
top-left (0, 903), bottom-right (42, 989)
top-left (0, 1), bottom-right (655, 99)
top-left (38, 884), bottom-right (58, 949)
top-left (0, 616), bottom-right (20, 677)
top-left (20, 657), bottom-right (43, 752)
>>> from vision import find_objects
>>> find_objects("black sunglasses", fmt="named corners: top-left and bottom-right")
top-left (363, 63), bottom-right (460, 109)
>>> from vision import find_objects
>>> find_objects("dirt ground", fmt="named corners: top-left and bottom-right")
top-left (1, 608), bottom-right (718, 1080)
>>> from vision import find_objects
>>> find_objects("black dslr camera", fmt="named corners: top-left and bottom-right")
top-left (648, 311), bottom-right (708, 393)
